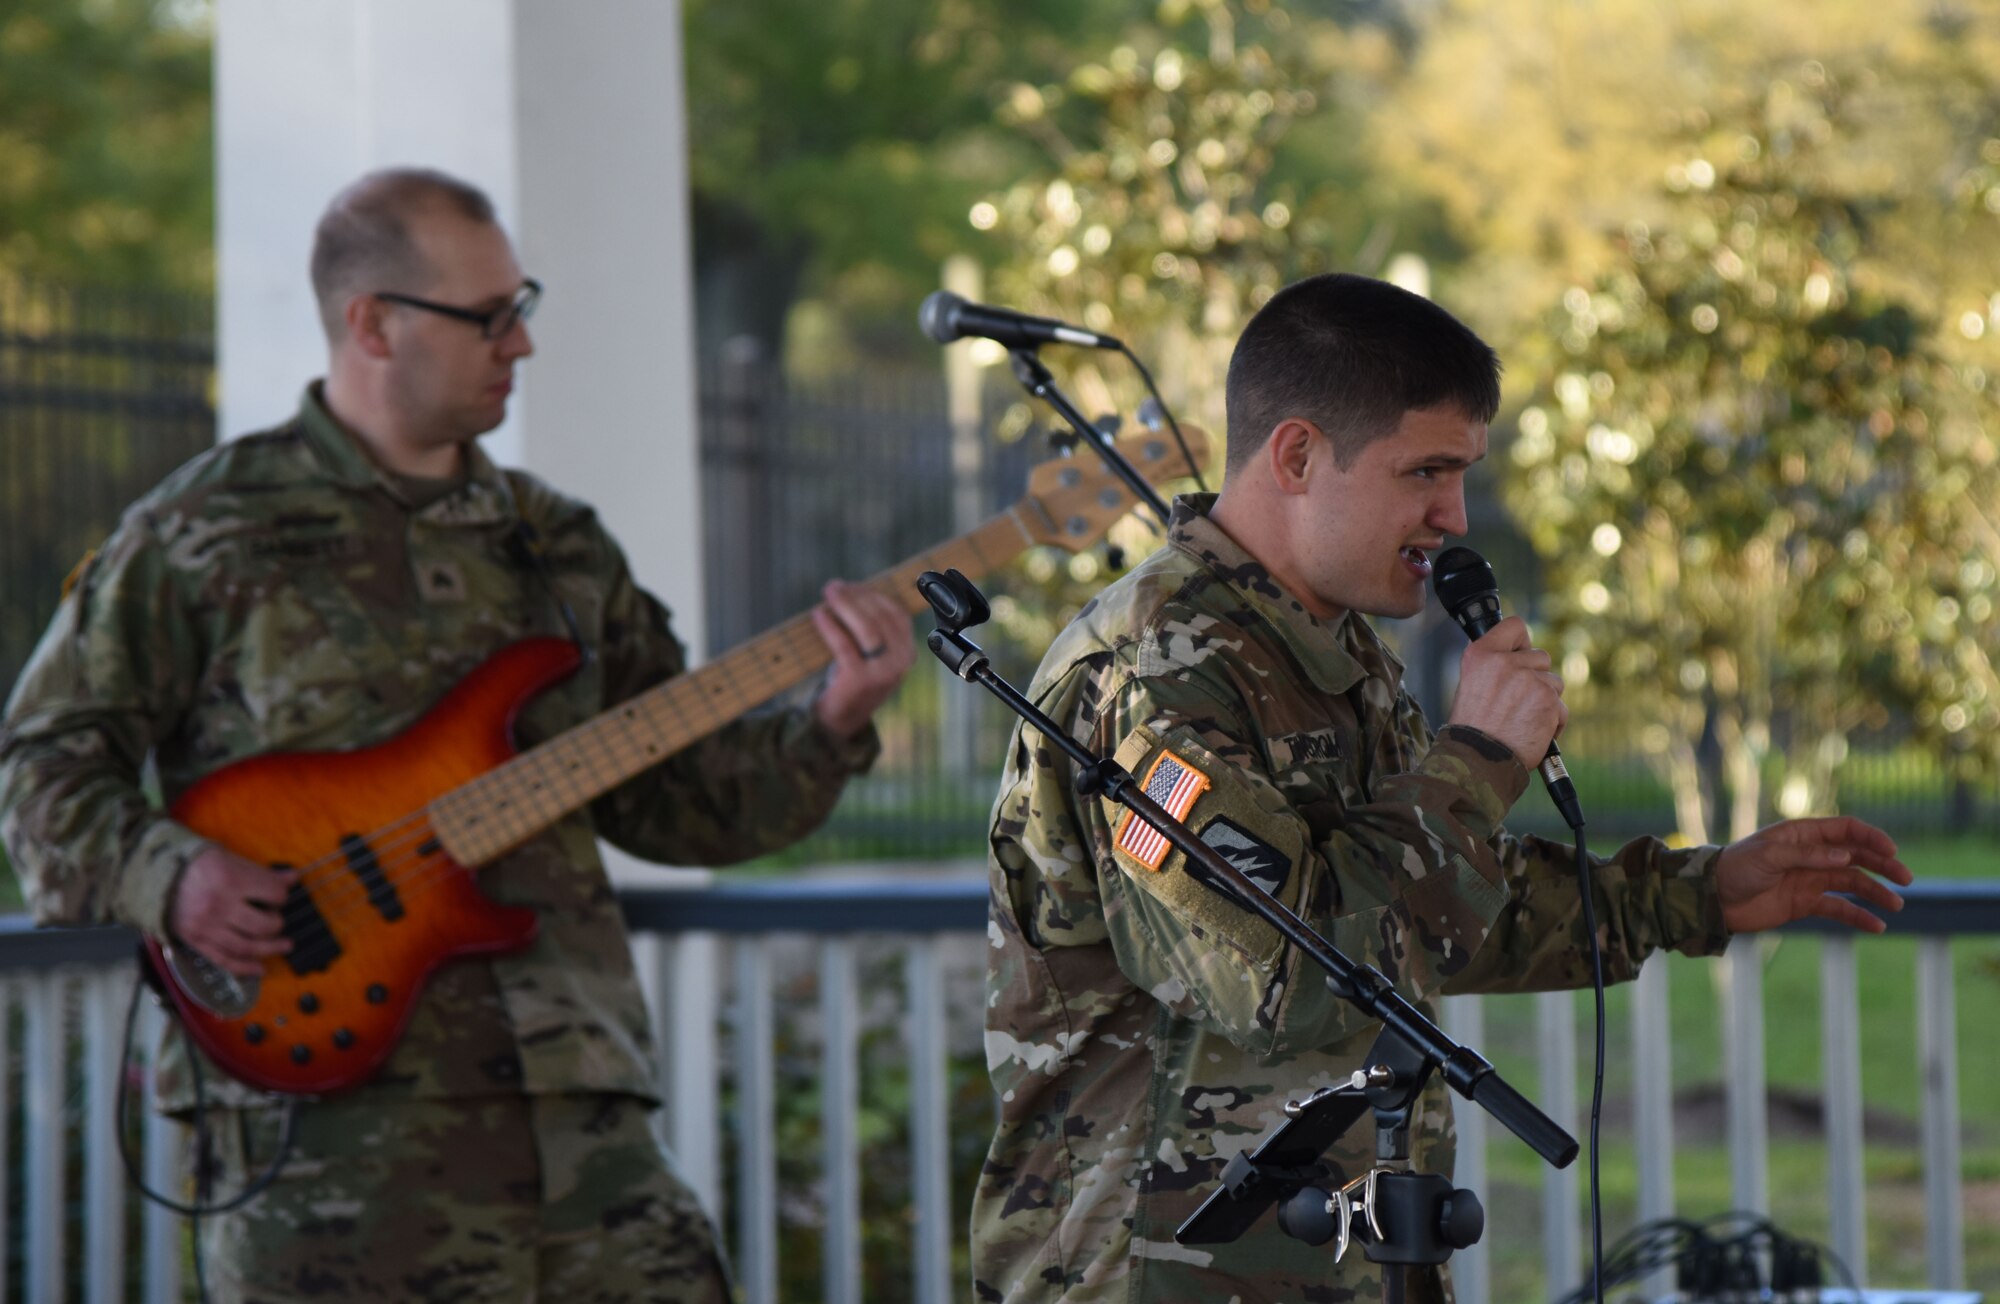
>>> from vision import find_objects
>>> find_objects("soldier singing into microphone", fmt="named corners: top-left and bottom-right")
top-left (970, 272), bottom-right (1910, 1304)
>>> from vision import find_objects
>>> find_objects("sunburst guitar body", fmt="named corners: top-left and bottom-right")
top-left (146, 427), bottom-right (1210, 1093)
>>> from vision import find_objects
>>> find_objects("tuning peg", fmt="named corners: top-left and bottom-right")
top-left (1105, 544), bottom-right (1127, 573)
top-left (1046, 428), bottom-right (1078, 455)
top-left (1138, 396), bottom-right (1165, 430)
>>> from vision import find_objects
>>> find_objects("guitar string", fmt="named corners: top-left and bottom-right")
top-left (180, 519), bottom-right (1171, 1033)
top-left (263, 612), bottom-right (824, 909)
top-left (256, 541), bottom-right (982, 943)
top-left (211, 503), bottom-right (1139, 959)
top-left (263, 670), bottom-right (745, 940)
top-left (256, 522), bottom-right (1035, 945)
top-left (257, 614), bottom-right (842, 943)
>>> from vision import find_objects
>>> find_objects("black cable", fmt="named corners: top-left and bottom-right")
top-left (115, 974), bottom-right (301, 1304)
top-left (1563, 1210), bottom-right (1865, 1302)
top-left (1117, 343), bottom-right (1210, 494)
top-left (506, 520), bottom-right (588, 655)
top-left (1574, 826), bottom-right (1607, 1304)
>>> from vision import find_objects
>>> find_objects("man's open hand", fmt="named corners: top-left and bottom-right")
top-left (1715, 816), bottom-right (1912, 935)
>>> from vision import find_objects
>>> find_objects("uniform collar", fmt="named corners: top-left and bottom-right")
top-left (295, 382), bottom-right (518, 527)
top-left (1166, 494), bottom-right (1405, 698)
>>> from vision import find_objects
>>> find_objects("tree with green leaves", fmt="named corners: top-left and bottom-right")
top-left (0, 0), bottom-right (212, 291)
top-left (964, 0), bottom-right (1448, 650)
top-left (972, 0), bottom-right (1438, 430)
top-left (682, 0), bottom-right (1151, 365)
top-left (1508, 66), bottom-right (2000, 843)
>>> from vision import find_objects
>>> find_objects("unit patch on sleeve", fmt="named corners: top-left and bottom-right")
top-left (1114, 747), bottom-right (1212, 871)
top-left (1197, 816), bottom-right (1292, 899)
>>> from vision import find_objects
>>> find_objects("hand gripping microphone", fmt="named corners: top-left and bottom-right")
top-left (919, 290), bottom-right (1123, 351)
top-left (1431, 546), bottom-right (1585, 830)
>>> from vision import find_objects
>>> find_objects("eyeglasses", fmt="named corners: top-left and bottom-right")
top-left (374, 278), bottom-right (542, 340)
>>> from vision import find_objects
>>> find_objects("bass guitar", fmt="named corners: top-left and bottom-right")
top-left (146, 426), bottom-right (1210, 1094)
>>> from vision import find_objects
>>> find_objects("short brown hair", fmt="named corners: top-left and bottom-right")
top-left (308, 167), bottom-right (497, 339)
top-left (1224, 273), bottom-right (1501, 474)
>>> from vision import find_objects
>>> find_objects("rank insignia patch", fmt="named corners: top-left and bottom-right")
top-left (1116, 748), bottom-right (1212, 870)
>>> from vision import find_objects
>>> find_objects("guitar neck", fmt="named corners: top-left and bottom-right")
top-left (427, 509), bottom-right (1044, 867)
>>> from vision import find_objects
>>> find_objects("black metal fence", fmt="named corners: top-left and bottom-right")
top-left (696, 350), bottom-right (1059, 863)
top-left (698, 352), bottom-right (1040, 654)
top-left (0, 284), bottom-right (1995, 869)
top-left (0, 280), bottom-right (217, 691)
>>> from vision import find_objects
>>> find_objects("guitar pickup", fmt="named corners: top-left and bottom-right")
top-left (341, 834), bottom-right (406, 923)
top-left (276, 865), bottom-right (342, 976)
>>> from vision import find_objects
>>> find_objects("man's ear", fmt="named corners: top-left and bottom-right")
top-left (1266, 418), bottom-right (1327, 495)
top-left (343, 294), bottom-right (395, 360)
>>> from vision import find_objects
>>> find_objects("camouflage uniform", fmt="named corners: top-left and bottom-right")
top-left (0, 385), bottom-right (877, 1299)
top-left (974, 495), bottom-right (1729, 1303)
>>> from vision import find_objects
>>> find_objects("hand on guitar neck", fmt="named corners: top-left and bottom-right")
top-left (809, 578), bottom-right (917, 740)
top-left (171, 845), bottom-right (296, 977)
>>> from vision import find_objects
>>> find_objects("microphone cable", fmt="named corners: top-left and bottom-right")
top-left (1429, 543), bottom-right (1604, 1299)
top-left (1573, 823), bottom-right (1608, 1304)
top-left (1115, 343), bottom-right (1210, 495)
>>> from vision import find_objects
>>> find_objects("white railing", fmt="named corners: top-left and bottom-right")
top-left (0, 878), bottom-right (1990, 1303)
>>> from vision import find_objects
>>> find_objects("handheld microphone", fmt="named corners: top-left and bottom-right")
top-left (1431, 546), bottom-right (1585, 830)
top-left (919, 290), bottom-right (1123, 351)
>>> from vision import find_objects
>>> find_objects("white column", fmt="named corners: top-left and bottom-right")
top-left (214, 0), bottom-right (521, 450)
top-left (215, 0), bottom-right (705, 651)
top-left (510, 0), bottom-right (706, 650)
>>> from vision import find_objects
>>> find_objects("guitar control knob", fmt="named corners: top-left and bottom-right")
top-left (298, 993), bottom-right (320, 1014)
top-left (244, 1023), bottom-right (266, 1045)
top-left (290, 1044), bottom-right (312, 1065)
top-left (366, 983), bottom-right (389, 1004)
top-left (333, 1028), bottom-right (355, 1050)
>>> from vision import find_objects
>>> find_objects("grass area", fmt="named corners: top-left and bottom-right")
top-left (1465, 835), bottom-right (2000, 1296)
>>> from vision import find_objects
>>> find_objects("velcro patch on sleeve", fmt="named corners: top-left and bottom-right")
top-left (1104, 722), bottom-right (1313, 970)
top-left (1198, 817), bottom-right (1291, 899)
top-left (1114, 746), bottom-right (1212, 870)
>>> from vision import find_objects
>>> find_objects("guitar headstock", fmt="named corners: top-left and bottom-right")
top-left (1017, 425), bottom-right (1213, 553)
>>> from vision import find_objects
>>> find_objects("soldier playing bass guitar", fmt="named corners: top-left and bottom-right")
top-left (0, 167), bottom-right (912, 1304)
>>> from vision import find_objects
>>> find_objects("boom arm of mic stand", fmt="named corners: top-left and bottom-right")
top-left (1008, 347), bottom-right (1172, 532)
top-left (925, 608), bottom-right (1577, 1173)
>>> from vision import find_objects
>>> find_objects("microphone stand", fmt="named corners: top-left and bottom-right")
top-left (1008, 347), bottom-right (1172, 532)
top-left (918, 567), bottom-right (1578, 1303)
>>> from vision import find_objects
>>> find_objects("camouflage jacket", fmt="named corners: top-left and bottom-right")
top-left (973, 495), bottom-right (1728, 1303)
top-left (0, 385), bottom-right (876, 1112)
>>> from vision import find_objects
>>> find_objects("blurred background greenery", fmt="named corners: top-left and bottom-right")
top-left (5, 0), bottom-right (2000, 1297)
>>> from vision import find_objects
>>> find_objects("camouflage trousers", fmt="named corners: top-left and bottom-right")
top-left (192, 1091), bottom-right (729, 1303)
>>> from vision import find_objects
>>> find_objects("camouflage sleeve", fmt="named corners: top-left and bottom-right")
top-left (1082, 669), bottom-right (1535, 1057)
top-left (1373, 689), bottom-right (1734, 996)
top-left (585, 540), bottom-right (878, 867)
top-left (0, 513), bottom-right (214, 933)
top-left (1438, 827), bottom-right (1729, 994)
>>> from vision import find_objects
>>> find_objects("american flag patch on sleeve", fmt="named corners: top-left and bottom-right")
top-left (1115, 747), bottom-right (1212, 871)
